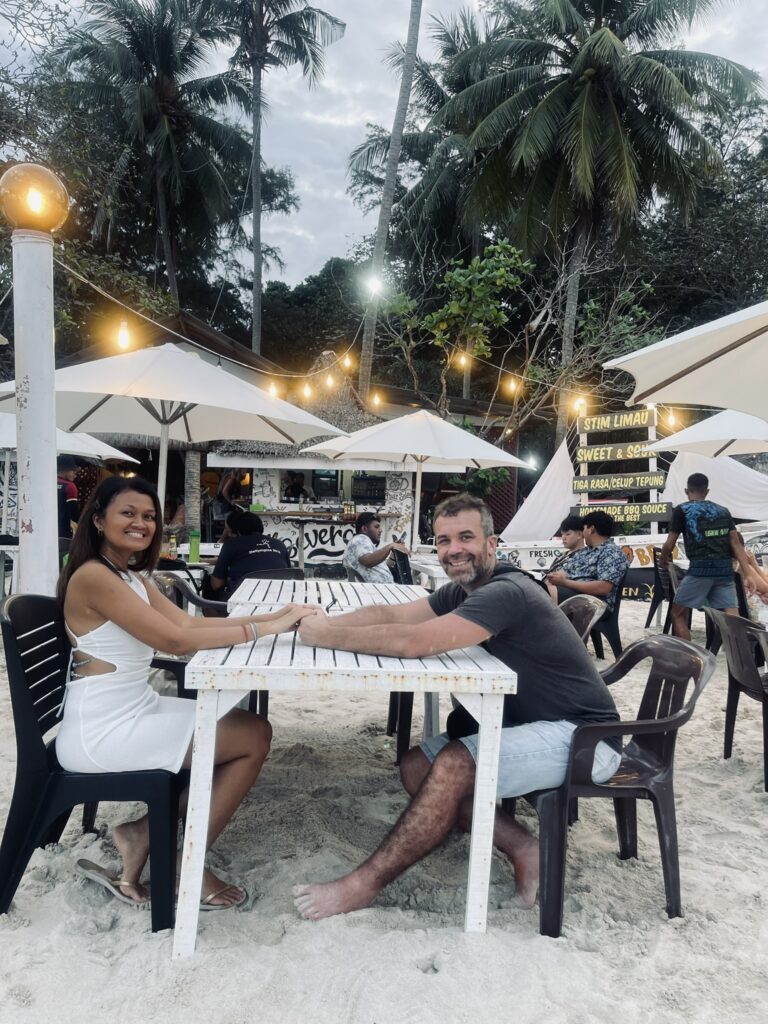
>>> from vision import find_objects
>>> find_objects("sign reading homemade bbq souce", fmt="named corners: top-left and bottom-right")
top-left (573, 407), bottom-right (668, 526)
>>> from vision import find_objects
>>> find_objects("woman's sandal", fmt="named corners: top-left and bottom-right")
top-left (76, 859), bottom-right (150, 909)
top-left (176, 871), bottom-right (248, 912)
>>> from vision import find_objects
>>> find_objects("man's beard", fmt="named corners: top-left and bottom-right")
top-left (442, 551), bottom-right (493, 588)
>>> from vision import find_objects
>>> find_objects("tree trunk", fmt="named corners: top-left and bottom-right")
top-left (156, 171), bottom-right (179, 305)
top-left (251, 59), bottom-right (264, 354)
top-left (554, 220), bottom-right (589, 446)
top-left (358, 0), bottom-right (423, 399)
top-left (184, 450), bottom-right (201, 532)
top-left (462, 225), bottom-right (483, 400)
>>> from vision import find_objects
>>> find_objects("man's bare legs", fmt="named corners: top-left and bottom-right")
top-left (112, 710), bottom-right (271, 906)
top-left (293, 742), bottom-right (476, 920)
top-left (401, 747), bottom-right (538, 907)
top-left (672, 602), bottom-right (738, 642)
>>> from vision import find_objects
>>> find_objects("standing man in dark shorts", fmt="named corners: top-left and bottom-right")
top-left (660, 472), bottom-right (765, 639)
top-left (292, 494), bottom-right (621, 919)
top-left (56, 455), bottom-right (80, 539)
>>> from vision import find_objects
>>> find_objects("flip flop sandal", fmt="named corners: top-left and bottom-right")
top-left (76, 859), bottom-right (150, 910)
top-left (199, 885), bottom-right (248, 912)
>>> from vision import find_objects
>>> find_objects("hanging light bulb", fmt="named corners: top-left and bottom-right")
top-left (573, 395), bottom-right (586, 413)
top-left (303, 382), bottom-right (312, 399)
top-left (458, 353), bottom-right (467, 368)
top-left (372, 392), bottom-right (381, 407)
top-left (117, 318), bottom-right (130, 350)
top-left (343, 353), bottom-right (352, 369)
top-left (667, 410), bottom-right (676, 427)
top-left (506, 377), bottom-right (517, 393)
top-left (325, 373), bottom-right (334, 387)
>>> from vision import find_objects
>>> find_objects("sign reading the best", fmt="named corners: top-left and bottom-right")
top-left (572, 471), bottom-right (667, 493)
top-left (570, 502), bottom-right (672, 523)
top-left (575, 442), bottom-right (651, 463)
top-left (577, 408), bottom-right (657, 433)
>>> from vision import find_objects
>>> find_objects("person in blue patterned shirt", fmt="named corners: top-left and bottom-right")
top-left (546, 510), bottom-right (628, 614)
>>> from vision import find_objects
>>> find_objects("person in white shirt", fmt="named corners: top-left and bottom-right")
top-left (343, 512), bottom-right (410, 583)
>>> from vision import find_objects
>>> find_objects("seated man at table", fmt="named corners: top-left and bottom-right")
top-left (545, 510), bottom-right (628, 613)
top-left (343, 512), bottom-right (410, 583)
top-left (293, 494), bottom-right (621, 919)
top-left (209, 511), bottom-right (291, 598)
top-left (547, 514), bottom-right (586, 573)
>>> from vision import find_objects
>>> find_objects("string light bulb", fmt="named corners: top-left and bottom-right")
top-left (325, 373), bottom-right (334, 388)
top-left (573, 395), bottom-right (586, 412)
top-left (303, 383), bottom-right (312, 399)
top-left (343, 354), bottom-right (352, 369)
top-left (458, 353), bottom-right (467, 368)
top-left (372, 392), bottom-right (381, 407)
top-left (117, 318), bottom-right (130, 350)
top-left (506, 377), bottom-right (517, 393)
top-left (268, 382), bottom-right (277, 397)
top-left (667, 411), bottom-right (676, 427)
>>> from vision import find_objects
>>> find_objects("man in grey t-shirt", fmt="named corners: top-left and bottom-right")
top-left (293, 494), bottom-right (621, 922)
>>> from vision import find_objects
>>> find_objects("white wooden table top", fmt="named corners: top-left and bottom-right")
top-left (226, 577), bottom-right (426, 612)
top-left (192, 579), bottom-right (516, 697)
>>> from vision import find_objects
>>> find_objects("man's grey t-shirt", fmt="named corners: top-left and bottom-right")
top-left (428, 566), bottom-right (621, 750)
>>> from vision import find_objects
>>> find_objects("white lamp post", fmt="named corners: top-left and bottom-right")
top-left (0, 163), bottom-right (69, 595)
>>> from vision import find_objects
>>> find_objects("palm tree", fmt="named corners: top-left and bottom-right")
top-left (357, 0), bottom-right (423, 399)
top-left (432, 0), bottom-right (760, 438)
top-left (226, 1), bottom-right (345, 354)
top-left (58, 0), bottom-right (253, 305)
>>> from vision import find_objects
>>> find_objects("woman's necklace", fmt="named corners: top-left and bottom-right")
top-left (100, 554), bottom-right (130, 578)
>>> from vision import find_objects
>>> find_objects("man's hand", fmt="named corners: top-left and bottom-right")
top-left (270, 605), bottom-right (320, 635)
top-left (658, 552), bottom-right (670, 568)
top-left (390, 542), bottom-right (411, 556)
top-left (546, 571), bottom-right (568, 586)
top-left (297, 611), bottom-right (333, 647)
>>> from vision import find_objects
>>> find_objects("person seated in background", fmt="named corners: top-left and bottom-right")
top-left (210, 512), bottom-right (292, 597)
top-left (343, 512), bottom-right (410, 583)
top-left (545, 510), bottom-right (628, 613)
top-left (547, 514), bottom-right (585, 573)
top-left (283, 471), bottom-right (312, 502)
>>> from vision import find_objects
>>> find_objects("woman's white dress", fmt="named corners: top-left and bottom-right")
top-left (56, 571), bottom-right (221, 774)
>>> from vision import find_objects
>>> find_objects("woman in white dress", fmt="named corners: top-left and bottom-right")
top-left (57, 475), bottom-right (316, 909)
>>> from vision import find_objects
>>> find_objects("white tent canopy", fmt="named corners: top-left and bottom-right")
top-left (501, 439), bottom-right (576, 542)
top-left (644, 410), bottom-right (768, 458)
top-left (660, 451), bottom-right (768, 521)
top-left (304, 409), bottom-right (528, 547)
top-left (0, 343), bottom-right (343, 506)
top-left (604, 299), bottom-right (768, 418)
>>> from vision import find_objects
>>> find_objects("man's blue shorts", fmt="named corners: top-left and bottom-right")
top-left (673, 573), bottom-right (737, 610)
top-left (420, 719), bottom-right (621, 799)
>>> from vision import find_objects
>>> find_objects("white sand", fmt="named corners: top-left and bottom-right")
top-left (1, 602), bottom-right (767, 1023)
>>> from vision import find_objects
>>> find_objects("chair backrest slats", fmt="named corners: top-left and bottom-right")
top-left (559, 595), bottom-right (606, 643)
top-left (706, 609), bottom-right (767, 699)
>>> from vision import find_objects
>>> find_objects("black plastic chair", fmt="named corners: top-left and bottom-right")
top-left (645, 548), bottom-right (675, 632)
top-left (589, 571), bottom-right (627, 659)
top-left (154, 571), bottom-right (228, 615)
top-left (241, 567), bottom-right (305, 581)
top-left (345, 566), bottom-right (365, 583)
top-left (0, 594), bottom-right (182, 932)
top-left (559, 595), bottom-right (607, 643)
top-left (507, 636), bottom-right (716, 938)
top-left (705, 609), bottom-right (768, 790)
top-left (390, 549), bottom-right (414, 585)
top-left (156, 557), bottom-right (202, 594)
top-left (705, 574), bottom-right (751, 657)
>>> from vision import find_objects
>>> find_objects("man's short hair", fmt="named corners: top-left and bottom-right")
top-left (226, 510), bottom-right (244, 532)
top-left (432, 493), bottom-right (495, 538)
top-left (581, 510), bottom-right (615, 537)
top-left (686, 473), bottom-right (709, 491)
top-left (236, 512), bottom-right (264, 535)
top-left (355, 512), bottom-right (380, 534)
top-left (57, 455), bottom-right (78, 472)
top-left (559, 514), bottom-right (584, 534)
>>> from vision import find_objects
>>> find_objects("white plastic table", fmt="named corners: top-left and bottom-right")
top-left (172, 582), bottom-right (516, 958)
top-left (225, 577), bottom-right (427, 613)
top-left (410, 557), bottom-right (451, 591)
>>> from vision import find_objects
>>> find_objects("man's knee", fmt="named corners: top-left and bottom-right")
top-left (399, 746), bottom-right (430, 795)
top-left (431, 740), bottom-right (476, 787)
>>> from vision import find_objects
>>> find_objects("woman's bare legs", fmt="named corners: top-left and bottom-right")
top-left (112, 708), bottom-right (271, 905)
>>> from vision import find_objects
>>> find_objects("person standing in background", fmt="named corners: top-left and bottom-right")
top-left (56, 455), bottom-right (80, 539)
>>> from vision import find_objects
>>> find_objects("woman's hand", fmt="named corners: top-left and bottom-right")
top-left (251, 602), bottom-right (319, 625)
top-left (267, 605), bottom-right (320, 636)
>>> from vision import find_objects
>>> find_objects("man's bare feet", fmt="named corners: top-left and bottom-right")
top-left (293, 872), bottom-right (379, 920)
top-left (511, 835), bottom-right (539, 908)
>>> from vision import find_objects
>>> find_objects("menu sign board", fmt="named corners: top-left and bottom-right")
top-left (572, 472), bottom-right (666, 494)
top-left (577, 408), bottom-right (657, 433)
top-left (575, 442), bottom-right (651, 463)
top-left (570, 502), bottom-right (672, 523)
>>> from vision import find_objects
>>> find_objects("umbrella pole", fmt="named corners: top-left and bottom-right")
top-left (411, 461), bottom-right (423, 550)
top-left (1, 450), bottom-right (10, 534)
top-left (156, 422), bottom-right (170, 514)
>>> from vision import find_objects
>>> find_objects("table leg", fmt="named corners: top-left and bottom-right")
top-left (421, 693), bottom-right (440, 740)
top-left (172, 689), bottom-right (221, 959)
top-left (464, 693), bottom-right (504, 933)
top-left (297, 524), bottom-right (305, 574)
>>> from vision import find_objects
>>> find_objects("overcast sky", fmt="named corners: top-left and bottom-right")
top-left (259, 0), bottom-right (768, 286)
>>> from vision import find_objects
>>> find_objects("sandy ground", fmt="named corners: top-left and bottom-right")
top-left (1, 601), bottom-right (767, 1024)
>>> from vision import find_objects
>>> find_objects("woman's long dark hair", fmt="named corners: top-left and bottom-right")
top-left (56, 475), bottom-right (163, 606)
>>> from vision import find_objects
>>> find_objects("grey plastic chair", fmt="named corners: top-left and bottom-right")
top-left (559, 595), bottom-right (607, 643)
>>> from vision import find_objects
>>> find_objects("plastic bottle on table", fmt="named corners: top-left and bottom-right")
top-left (189, 529), bottom-right (200, 563)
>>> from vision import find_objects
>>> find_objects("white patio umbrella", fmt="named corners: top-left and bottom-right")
top-left (644, 410), bottom-right (768, 459)
top-left (0, 411), bottom-right (138, 533)
top-left (603, 299), bottom-right (768, 418)
top-left (0, 343), bottom-right (344, 507)
top-left (304, 409), bottom-right (529, 547)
